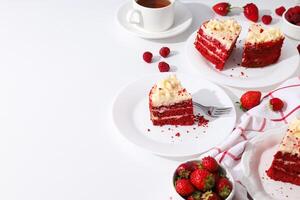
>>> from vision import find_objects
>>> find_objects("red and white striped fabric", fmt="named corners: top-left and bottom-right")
top-left (201, 76), bottom-right (300, 199)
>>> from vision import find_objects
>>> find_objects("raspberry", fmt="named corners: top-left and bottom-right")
top-left (143, 51), bottom-right (152, 63)
top-left (297, 44), bottom-right (300, 54)
top-left (158, 61), bottom-right (170, 72)
top-left (262, 15), bottom-right (272, 25)
top-left (275, 6), bottom-right (286, 16)
top-left (269, 98), bottom-right (284, 111)
top-left (159, 47), bottom-right (170, 58)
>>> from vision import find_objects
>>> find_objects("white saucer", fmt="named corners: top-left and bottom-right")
top-left (112, 73), bottom-right (236, 157)
top-left (241, 126), bottom-right (300, 200)
top-left (116, 1), bottom-right (192, 39)
top-left (185, 17), bottom-right (299, 88)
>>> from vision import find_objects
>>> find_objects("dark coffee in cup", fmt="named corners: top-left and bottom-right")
top-left (136, 0), bottom-right (171, 8)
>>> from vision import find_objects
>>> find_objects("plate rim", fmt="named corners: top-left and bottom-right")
top-left (111, 73), bottom-right (237, 157)
top-left (241, 126), bottom-right (289, 200)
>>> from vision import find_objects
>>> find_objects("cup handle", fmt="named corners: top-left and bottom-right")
top-left (127, 9), bottom-right (143, 27)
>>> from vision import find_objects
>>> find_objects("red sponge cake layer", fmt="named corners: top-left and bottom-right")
top-left (149, 75), bottom-right (194, 126)
top-left (266, 119), bottom-right (300, 186)
top-left (242, 24), bottom-right (285, 67)
top-left (194, 19), bottom-right (241, 70)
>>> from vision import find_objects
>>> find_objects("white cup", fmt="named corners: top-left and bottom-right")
top-left (128, 0), bottom-right (175, 32)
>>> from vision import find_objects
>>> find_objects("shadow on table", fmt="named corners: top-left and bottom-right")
top-left (148, 2), bottom-right (214, 44)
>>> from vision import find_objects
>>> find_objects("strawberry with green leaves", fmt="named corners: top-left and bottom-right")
top-left (190, 169), bottom-right (215, 191)
top-left (175, 179), bottom-right (195, 197)
top-left (216, 177), bottom-right (232, 199)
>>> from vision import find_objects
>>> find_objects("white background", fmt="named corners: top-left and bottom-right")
top-left (0, 0), bottom-right (298, 199)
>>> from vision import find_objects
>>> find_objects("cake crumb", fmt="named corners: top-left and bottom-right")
top-left (175, 132), bottom-right (180, 137)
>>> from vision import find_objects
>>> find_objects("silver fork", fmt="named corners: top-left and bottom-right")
top-left (193, 101), bottom-right (232, 117)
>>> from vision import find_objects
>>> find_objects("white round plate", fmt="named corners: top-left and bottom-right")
top-left (116, 1), bottom-right (192, 39)
top-left (185, 18), bottom-right (299, 88)
top-left (112, 73), bottom-right (236, 157)
top-left (241, 126), bottom-right (300, 200)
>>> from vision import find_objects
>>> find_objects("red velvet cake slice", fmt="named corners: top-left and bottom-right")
top-left (266, 119), bottom-right (300, 186)
top-left (241, 24), bottom-right (285, 67)
top-left (194, 19), bottom-right (241, 70)
top-left (149, 75), bottom-right (194, 126)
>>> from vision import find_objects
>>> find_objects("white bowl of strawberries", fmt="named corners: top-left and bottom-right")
top-left (172, 156), bottom-right (235, 200)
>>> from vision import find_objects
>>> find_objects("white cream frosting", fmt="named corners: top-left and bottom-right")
top-left (279, 118), bottom-right (300, 155)
top-left (201, 19), bottom-right (241, 49)
top-left (246, 23), bottom-right (284, 44)
top-left (150, 75), bottom-right (191, 107)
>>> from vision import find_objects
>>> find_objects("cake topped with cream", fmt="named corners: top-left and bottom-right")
top-left (150, 75), bottom-right (191, 107)
top-left (246, 23), bottom-right (284, 44)
top-left (201, 19), bottom-right (241, 49)
top-left (279, 118), bottom-right (300, 155)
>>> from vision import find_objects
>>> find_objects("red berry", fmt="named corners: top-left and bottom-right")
top-left (297, 44), bottom-right (300, 54)
top-left (269, 98), bottom-right (284, 111)
top-left (201, 191), bottom-right (221, 200)
top-left (143, 51), bottom-right (152, 63)
top-left (158, 61), bottom-right (170, 72)
top-left (216, 177), bottom-right (232, 199)
top-left (275, 6), bottom-right (286, 16)
top-left (187, 191), bottom-right (202, 200)
top-left (201, 156), bottom-right (219, 172)
top-left (176, 163), bottom-right (192, 178)
top-left (240, 91), bottom-right (261, 110)
top-left (243, 3), bottom-right (259, 22)
top-left (212, 2), bottom-right (231, 16)
top-left (262, 15), bottom-right (272, 25)
top-left (159, 47), bottom-right (170, 58)
top-left (175, 179), bottom-right (195, 197)
top-left (190, 169), bottom-right (215, 191)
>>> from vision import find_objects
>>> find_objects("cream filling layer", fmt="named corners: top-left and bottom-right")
top-left (201, 19), bottom-right (241, 50)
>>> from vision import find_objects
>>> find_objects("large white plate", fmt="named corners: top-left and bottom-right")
top-left (112, 73), bottom-right (236, 157)
top-left (185, 18), bottom-right (299, 88)
top-left (116, 1), bottom-right (192, 39)
top-left (241, 126), bottom-right (300, 200)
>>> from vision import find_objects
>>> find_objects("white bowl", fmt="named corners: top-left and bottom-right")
top-left (281, 9), bottom-right (300, 40)
top-left (172, 159), bottom-right (235, 200)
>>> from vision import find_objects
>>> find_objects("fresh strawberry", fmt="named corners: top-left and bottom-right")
top-left (262, 15), bottom-right (272, 25)
top-left (158, 61), bottom-right (170, 72)
top-left (175, 179), bottom-right (195, 197)
top-left (187, 191), bottom-right (202, 200)
top-left (143, 51), bottom-right (152, 63)
top-left (243, 3), bottom-right (259, 22)
top-left (189, 161), bottom-right (203, 171)
top-left (176, 163), bottom-right (192, 178)
top-left (297, 44), bottom-right (300, 54)
top-left (159, 47), bottom-right (170, 58)
top-left (275, 6), bottom-right (286, 16)
top-left (269, 98), bottom-right (284, 111)
top-left (213, 172), bottom-right (220, 184)
top-left (190, 169), bottom-right (215, 191)
top-left (240, 91), bottom-right (261, 110)
top-left (201, 191), bottom-right (221, 200)
top-left (201, 156), bottom-right (219, 172)
top-left (216, 177), bottom-right (232, 199)
top-left (212, 2), bottom-right (231, 16)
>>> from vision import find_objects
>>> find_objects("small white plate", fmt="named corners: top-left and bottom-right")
top-left (112, 73), bottom-right (236, 157)
top-left (241, 126), bottom-right (300, 200)
top-left (116, 1), bottom-right (192, 39)
top-left (185, 19), bottom-right (299, 88)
